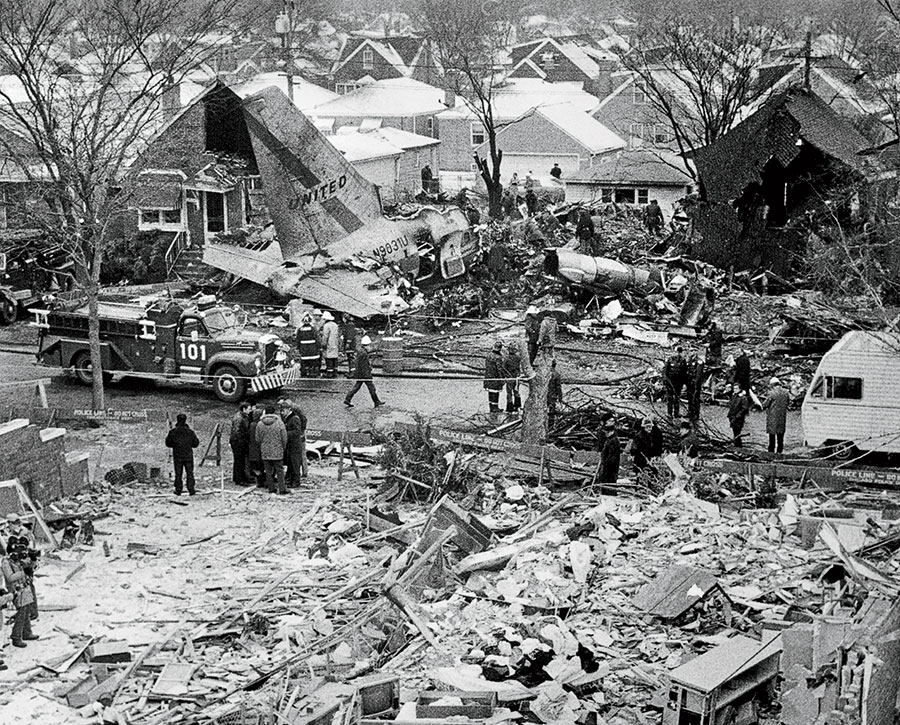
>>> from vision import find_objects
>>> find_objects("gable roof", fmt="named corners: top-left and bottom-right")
top-left (310, 77), bottom-right (448, 118)
top-left (333, 36), bottom-right (426, 77)
top-left (440, 79), bottom-right (600, 122)
top-left (566, 149), bottom-right (693, 186)
top-left (535, 104), bottom-right (625, 154)
top-left (510, 37), bottom-right (618, 81)
top-left (695, 88), bottom-right (889, 202)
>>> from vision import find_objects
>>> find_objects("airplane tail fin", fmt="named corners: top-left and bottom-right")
top-left (241, 88), bottom-right (384, 260)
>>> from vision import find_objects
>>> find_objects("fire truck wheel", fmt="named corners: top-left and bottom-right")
top-left (72, 351), bottom-right (111, 385)
top-left (0, 294), bottom-right (16, 325)
top-left (212, 365), bottom-right (246, 403)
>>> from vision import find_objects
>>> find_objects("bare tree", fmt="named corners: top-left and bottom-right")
top-left (621, 18), bottom-right (783, 180)
top-left (0, 0), bottom-right (247, 408)
top-left (420, 0), bottom-right (524, 218)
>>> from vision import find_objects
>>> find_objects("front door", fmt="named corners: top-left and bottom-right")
top-left (204, 191), bottom-right (226, 240)
top-left (175, 317), bottom-right (210, 381)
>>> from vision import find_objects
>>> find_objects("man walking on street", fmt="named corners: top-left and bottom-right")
top-left (256, 404), bottom-right (288, 494)
top-left (320, 311), bottom-right (340, 378)
top-left (484, 340), bottom-right (504, 417)
top-left (727, 385), bottom-right (750, 447)
top-left (664, 346), bottom-right (687, 418)
top-left (764, 377), bottom-right (789, 453)
top-left (165, 413), bottom-right (200, 496)
top-left (229, 402), bottom-right (251, 485)
top-left (344, 336), bottom-right (384, 408)
top-left (279, 398), bottom-right (308, 484)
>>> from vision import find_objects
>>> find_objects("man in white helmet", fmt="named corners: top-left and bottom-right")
top-left (344, 336), bottom-right (384, 408)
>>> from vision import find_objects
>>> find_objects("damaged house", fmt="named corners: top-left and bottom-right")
top-left (690, 87), bottom-right (895, 276)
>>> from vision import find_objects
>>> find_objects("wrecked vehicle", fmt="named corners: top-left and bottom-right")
top-left (32, 294), bottom-right (292, 402)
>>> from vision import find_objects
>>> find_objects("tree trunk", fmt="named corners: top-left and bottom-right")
top-left (486, 179), bottom-right (503, 219)
top-left (521, 317), bottom-right (556, 444)
top-left (87, 243), bottom-right (106, 410)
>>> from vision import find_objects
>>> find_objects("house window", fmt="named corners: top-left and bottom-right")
top-left (637, 188), bottom-right (649, 205)
top-left (246, 175), bottom-right (262, 190)
top-left (614, 188), bottom-right (635, 204)
top-left (425, 116), bottom-right (434, 136)
top-left (335, 83), bottom-right (357, 95)
top-left (138, 207), bottom-right (184, 231)
top-left (470, 122), bottom-right (485, 146)
top-left (362, 48), bottom-right (374, 70)
top-left (540, 50), bottom-right (557, 70)
top-left (629, 123), bottom-right (646, 146)
top-left (600, 188), bottom-right (613, 203)
top-left (632, 79), bottom-right (649, 104)
top-left (653, 125), bottom-right (675, 145)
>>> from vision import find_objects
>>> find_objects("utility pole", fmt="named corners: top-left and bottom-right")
top-left (276, 0), bottom-right (295, 103)
top-left (803, 29), bottom-right (812, 90)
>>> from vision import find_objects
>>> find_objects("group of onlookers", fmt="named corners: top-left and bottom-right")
top-left (0, 513), bottom-right (40, 670)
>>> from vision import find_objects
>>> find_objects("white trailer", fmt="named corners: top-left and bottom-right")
top-left (802, 331), bottom-right (900, 455)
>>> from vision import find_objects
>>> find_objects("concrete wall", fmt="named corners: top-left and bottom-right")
top-left (0, 420), bottom-right (89, 514)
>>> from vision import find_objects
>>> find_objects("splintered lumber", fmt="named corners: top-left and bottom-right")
top-left (151, 663), bottom-right (195, 698)
top-left (455, 540), bottom-right (541, 575)
top-left (223, 569), bottom-right (302, 628)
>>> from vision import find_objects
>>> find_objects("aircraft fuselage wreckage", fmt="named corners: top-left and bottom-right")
top-left (543, 248), bottom-right (663, 296)
top-left (203, 87), bottom-right (478, 318)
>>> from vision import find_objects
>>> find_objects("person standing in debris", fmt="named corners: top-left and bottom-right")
top-left (705, 321), bottom-right (724, 364)
top-left (679, 420), bottom-right (699, 458)
top-left (575, 209), bottom-right (595, 253)
top-left (342, 316), bottom-right (358, 377)
top-left (599, 419), bottom-right (621, 483)
top-left (279, 398), bottom-right (308, 484)
top-left (525, 172), bottom-right (535, 189)
top-left (421, 163), bottom-right (434, 193)
top-left (764, 377), bottom-right (789, 454)
top-left (685, 350), bottom-right (705, 422)
top-left (296, 313), bottom-right (320, 377)
top-left (484, 340), bottom-right (504, 417)
top-left (631, 418), bottom-right (659, 474)
top-left (503, 341), bottom-right (522, 413)
top-left (320, 311), bottom-right (340, 378)
top-left (0, 550), bottom-right (11, 669)
top-left (228, 402), bottom-right (251, 486)
top-left (344, 336), bottom-right (384, 408)
top-left (547, 359), bottom-right (563, 426)
top-left (165, 413), bottom-right (200, 496)
top-left (550, 163), bottom-right (562, 180)
top-left (455, 188), bottom-right (468, 210)
top-left (247, 406), bottom-right (264, 487)
top-left (664, 346), bottom-right (687, 418)
top-left (642, 199), bottom-right (664, 235)
top-left (524, 307), bottom-right (540, 365)
top-left (2, 537), bottom-right (36, 648)
top-left (734, 349), bottom-right (752, 395)
top-left (256, 404), bottom-right (288, 495)
top-left (525, 187), bottom-right (538, 217)
top-left (727, 385), bottom-right (750, 447)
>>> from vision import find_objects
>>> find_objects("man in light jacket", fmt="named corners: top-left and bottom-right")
top-left (764, 377), bottom-right (790, 453)
top-left (256, 404), bottom-right (288, 494)
top-left (321, 311), bottom-right (341, 378)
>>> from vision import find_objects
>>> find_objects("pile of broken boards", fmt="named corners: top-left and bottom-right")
top-left (42, 476), bottom-right (900, 725)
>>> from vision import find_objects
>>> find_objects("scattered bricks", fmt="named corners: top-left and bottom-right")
top-left (87, 640), bottom-right (132, 664)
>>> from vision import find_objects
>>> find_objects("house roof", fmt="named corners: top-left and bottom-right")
top-left (510, 37), bottom-right (618, 80)
top-left (232, 72), bottom-right (338, 112)
top-left (534, 104), bottom-right (625, 155)
top-left (440, 79), bottom-right (600, 121)
top-left (310, 77), bottom-right (448, 118)
top-left (375, 126), bottom-right (439, 150)
top-left (327, 129), bottom-right (403, 162)
top-left (565, 149), bottom-right (693, 186)
top-left (333, 36), bottom-right (426, 77)
top-left (669, 634), bottom-right (782, 692)
top-left (695, 88), bottom-right (889, 203)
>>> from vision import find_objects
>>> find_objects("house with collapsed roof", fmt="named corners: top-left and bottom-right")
top-left (330, 36), bottom-right (438, 95)
top-left (507, 36), bottom-right (620, 98)
top-left (690, 87), bottom-right (895, 276)
top-left (436, 79), bottom-right (623, 190)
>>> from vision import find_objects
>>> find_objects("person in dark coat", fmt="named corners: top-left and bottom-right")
top-left (642, 199), bottom-right (664, 235)
top-left (727, 385), bottom-right (750, 447)
top-left (764, 377), bottom-right (789, 453)
top-left (525, 188), bottom-right (538, 217)
top-left (706, 322), bottom-right (724, 364)
top-left (344, 336), bottom-right (383, 407)
top-left (228, 402), bottom-right (251, 485)
top-left (547, 359), bottom-right (563, 426)
top-left (685, 351), bottom-right (704, 422)
top-left (421, 164), bottom-right (434, 193)
top-left (279, 398), bottom-right (308, 485)
top-left (599, 419), bottom-right (621, 483)
top-left (631, 418), bottom-right (659, 473)
top-left (575, 209), bottom-right (595, 253)
top-left (664, 346), bottom-right (687, 418)
top-left (679, 420), bottom-right (699, 458)
top-left (165, 413), bottom-right (200, 496)
top-left (734, 349), bottom-right (751, 394)
top-left (342, 317), bottom-right (358, 377)
top-left (550, 163), bottom-right (562, 179)
top-left (484, 340), bottom-right (504, 416)
top-left (524, 307), bottom-right (540, 364)
top-left (296, 314), bottom-right (320, 377)
top-left (503, 342), bottom-right (522, 413)
top-left (247, 408), bottom-right (264, 486)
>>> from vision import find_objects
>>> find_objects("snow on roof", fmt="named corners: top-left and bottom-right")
top-left (310, 77), bottom-right (449, 118)
top-left (327, 129), bottom-right (403, 162)
top-left (565, 149), bottom-right (693, 185)
top-left (232, 72), bottom-right (338, 112)
top-left (536, 104), bottom-right (625, 155)
top-left (376, 126), bottom-right (439, 149)
top-left (440, 79), bottom-right (600, 121)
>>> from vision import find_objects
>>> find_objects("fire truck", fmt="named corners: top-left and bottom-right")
top-left (32, 295), bottom-right (294, 402)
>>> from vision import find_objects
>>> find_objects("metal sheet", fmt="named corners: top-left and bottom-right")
top-left (631, 565), bottom-right (721, 619)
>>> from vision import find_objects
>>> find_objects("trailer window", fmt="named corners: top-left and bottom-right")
top-left (827, 376), bottom-right (862, 400)
top-left (809, 376), bottom-right (824, 398)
